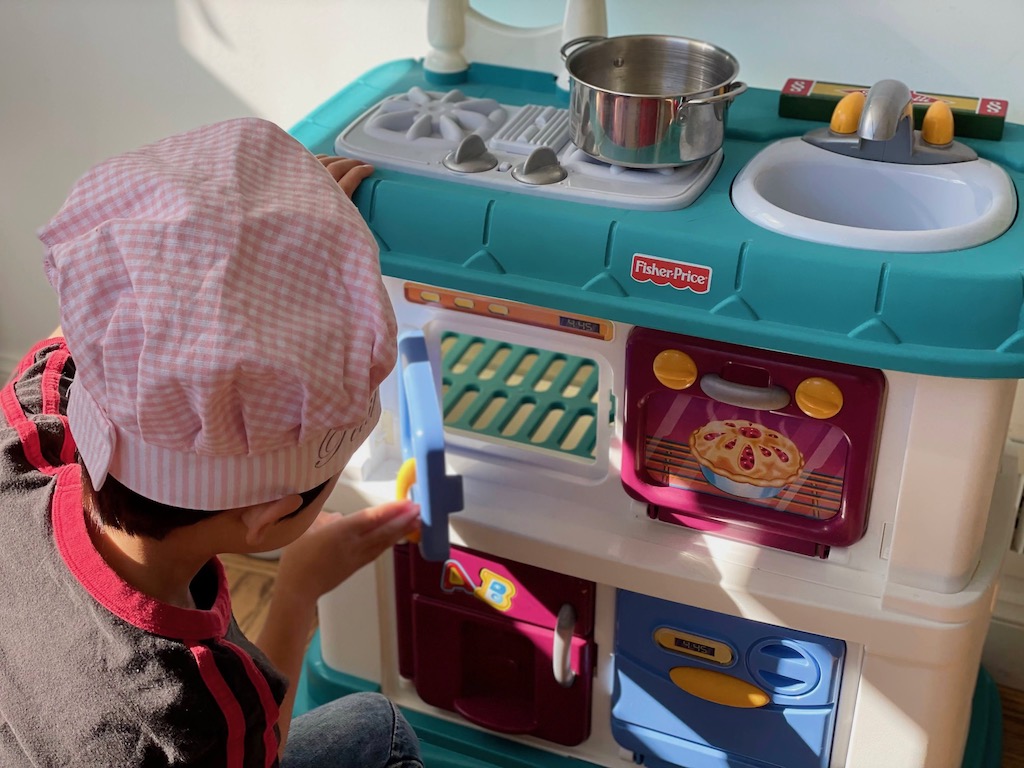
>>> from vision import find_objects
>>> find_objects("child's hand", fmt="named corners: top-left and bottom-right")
top-left (275, 500), bottom-right (420, 605)
top-left (315, 154), bottom-right (374, 198)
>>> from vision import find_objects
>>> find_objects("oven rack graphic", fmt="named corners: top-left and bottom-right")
top-left (439, 331), bottom-right (602, 460)
top-left (643, 435), bottom-right (843, 520)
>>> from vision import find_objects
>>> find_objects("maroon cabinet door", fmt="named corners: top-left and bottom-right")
top-left (394, 544), bottom-right (596, 746)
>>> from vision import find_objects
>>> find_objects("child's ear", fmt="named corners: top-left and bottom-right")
top-left (238, 496), bottom-right (301, 546)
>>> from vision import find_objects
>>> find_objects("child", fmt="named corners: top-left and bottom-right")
top-left (0, 118), bottom-right (423, 767)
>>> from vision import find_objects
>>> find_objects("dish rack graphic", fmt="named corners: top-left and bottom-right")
top-left (439, 331), bottom-right (602, 461)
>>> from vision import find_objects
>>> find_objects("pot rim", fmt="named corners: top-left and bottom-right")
top-left (563, 34), bottom-right (741, 99)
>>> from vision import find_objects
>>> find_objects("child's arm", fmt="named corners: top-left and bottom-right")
top-left (256, 499), bottom-right (420, 757)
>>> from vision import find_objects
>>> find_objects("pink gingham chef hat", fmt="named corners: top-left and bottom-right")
top-left (39, 118), bottom-right (397, 510)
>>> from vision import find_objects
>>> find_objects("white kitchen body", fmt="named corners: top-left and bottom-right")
top-left (311, 275), bottom-right (1016, 768)
top-left (288, 6), bottom-right (1023, 768)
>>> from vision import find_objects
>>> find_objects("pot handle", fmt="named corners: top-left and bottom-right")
top-left (560, 35), bottom-right (606, 62)
top-left (685, 80), bottom-right (749, 108)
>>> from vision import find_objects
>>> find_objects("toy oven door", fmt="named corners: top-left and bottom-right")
top-left (620, 327), bottom-right (886, 557)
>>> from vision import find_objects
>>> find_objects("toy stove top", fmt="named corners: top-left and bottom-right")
top-left (334, 87), bottom-right (722, 211)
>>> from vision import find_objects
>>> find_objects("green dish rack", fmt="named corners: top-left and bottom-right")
top-left (439, 331), bottom-right (604, 461)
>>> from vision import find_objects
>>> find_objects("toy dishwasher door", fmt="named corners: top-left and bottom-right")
top-left (613, 590), bottom-right (846, 768)
top-left (398, 332), bottom-right (464, 561)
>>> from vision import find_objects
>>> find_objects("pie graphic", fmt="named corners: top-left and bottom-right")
top-left (689, 420), bottom-right (804, 499)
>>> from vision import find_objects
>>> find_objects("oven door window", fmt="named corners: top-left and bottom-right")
top-left (641, 391), bottom-right (849, 521)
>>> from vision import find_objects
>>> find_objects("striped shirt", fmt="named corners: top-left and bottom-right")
top-left (0, 339), bottom-right (287, 767)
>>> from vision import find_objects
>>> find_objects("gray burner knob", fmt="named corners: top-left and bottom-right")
top-left (511, 147), bottom-right (567, 185)
top-left (443, 134), bottom-right (497, 173)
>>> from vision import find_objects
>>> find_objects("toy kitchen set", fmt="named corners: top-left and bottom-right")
top-left (289, 2), bottom-right (1024, 767)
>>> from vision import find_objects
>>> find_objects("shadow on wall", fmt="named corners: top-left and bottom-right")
top-left (0, 0), bottom-right (252, 371)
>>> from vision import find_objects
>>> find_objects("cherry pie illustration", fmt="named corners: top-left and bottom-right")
top-left (689, 419), bottom-right (805, 499)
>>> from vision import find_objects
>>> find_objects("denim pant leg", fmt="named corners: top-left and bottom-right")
top-left (281, 692), bottom-right (423, 768)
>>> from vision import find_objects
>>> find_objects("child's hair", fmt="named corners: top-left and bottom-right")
top-left (79, 453), bottom-right (332, 540)
top-left (79, 454), bottom-right (213, 540)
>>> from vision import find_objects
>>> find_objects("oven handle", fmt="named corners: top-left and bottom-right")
top-left (699, 373), bottom-right (791, 411)
top-left (398, 332), bottom-right (464, 562)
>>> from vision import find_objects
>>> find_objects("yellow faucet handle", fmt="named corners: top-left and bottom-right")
top-left (922, 100), bottom-right (955, 146)
top-left (829, 91), bottom-right (866, 134)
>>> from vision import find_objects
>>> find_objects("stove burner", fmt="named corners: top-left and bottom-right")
top-left (366, 87), bottom-right (508, 148)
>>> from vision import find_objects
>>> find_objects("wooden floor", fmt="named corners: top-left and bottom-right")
top-left (223, 553), bottom-right (1024, 767)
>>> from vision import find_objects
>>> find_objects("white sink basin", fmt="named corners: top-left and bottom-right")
top-left (731, 137), bottom-right (1018, 253)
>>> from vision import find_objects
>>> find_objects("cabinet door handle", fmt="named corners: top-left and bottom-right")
top-left (553, 603), bottom-right (577, 688)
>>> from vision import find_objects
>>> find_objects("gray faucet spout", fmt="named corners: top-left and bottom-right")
top-left (858, 79), bottom-right (914, 141)
top-left (801, 77), bottom-right (977, 164)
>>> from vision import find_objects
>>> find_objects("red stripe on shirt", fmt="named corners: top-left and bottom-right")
top-left (40, 345), bottom-right (78, 465)
top-left (1, 371), bottom-right (55, 475)
top-left (189, 642), bottom-right (246, 768)
top-left (222, 639), bottom-right (282, 767)
top-left (0, 339), bottom-right (71, 474)
top-left (52, 462), bottom-right (233, 640)
top-left (13, 337), bottom-right (63, 379)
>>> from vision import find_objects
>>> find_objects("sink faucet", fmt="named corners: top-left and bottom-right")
top-left (858, 79), bottom-right (914, 142)
top-left (802, 78), bottom-right (977, 164)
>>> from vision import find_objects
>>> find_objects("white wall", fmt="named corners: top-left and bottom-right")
top-left (176, 0), bottom-right (1024, 126)
top-left (4, 0), bottom-right (1024, 370)
top-left (0, 0), bottom-right (251, 373)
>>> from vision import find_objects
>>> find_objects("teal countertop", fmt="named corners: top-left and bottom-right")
top-left (293, 60), bottom-right (1024, 379)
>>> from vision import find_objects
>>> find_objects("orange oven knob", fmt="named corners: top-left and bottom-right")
top-left (795, 377), bottom-right (844, 419)
top-left (653, 349), bottom-right (698, 390)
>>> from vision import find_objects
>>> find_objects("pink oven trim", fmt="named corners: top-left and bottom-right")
top-left (621, 328), bottom-right (887, 555)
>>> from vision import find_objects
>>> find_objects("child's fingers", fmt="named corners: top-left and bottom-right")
top-left (343, 500), bottom-right (420, 537)
top-left (335, 163), bottom-right (375, 197)
top-left (328, 502), bottom-right (421, 565)
top-left (320, 156), bottom-right (362, 177)
top-left (314, 155), bottom-right (374, 197)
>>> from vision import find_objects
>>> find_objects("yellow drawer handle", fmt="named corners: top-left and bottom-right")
top-left (669, 667), bottom-right (770, 709)
top-left (396, 457), bottom-right (421, 544)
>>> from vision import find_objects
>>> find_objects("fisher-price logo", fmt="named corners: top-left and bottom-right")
top-left (631, 253), bottom-right (712, 294)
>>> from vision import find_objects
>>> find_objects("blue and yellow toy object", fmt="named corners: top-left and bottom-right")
top-left (396, 332), bottom-right (464, 561)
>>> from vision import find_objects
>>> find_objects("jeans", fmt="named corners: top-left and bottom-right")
top-left (282, 692), bottom-right (423, 768)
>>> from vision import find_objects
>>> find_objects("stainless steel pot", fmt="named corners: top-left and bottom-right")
top-left (561, 35), bottom-right (747, 168)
